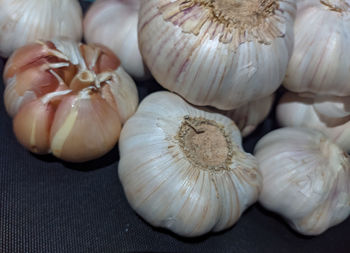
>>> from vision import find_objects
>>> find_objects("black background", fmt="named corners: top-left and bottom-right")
top-left (0, 1), bottom-right (349, 252)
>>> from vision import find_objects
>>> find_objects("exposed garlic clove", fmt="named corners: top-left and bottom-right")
top-left (254, 127), bottom-right (350, 235)
top-left (138, 0), bottom-right (296, 110)
top-left (313, 95), bottom-right (350, 122)
top-left (118, 91), bottom-right (262, 237)
top-left (0, 0), bottom-right (83, 58)
top-left (84, 0), bottom-right (149, 79)
top-left (4, 39), bottom-right (138, 162)
top-left (284, 0), bottom-right (350, 96)
top-left (277, 92), bottom-right (350, 152)
top-left (214, 94), bottom-right (275, 137)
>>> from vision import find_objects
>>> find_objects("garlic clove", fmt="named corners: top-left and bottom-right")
top-left (84, 0), bottom-right (149, 79)
top-left (119, 91), bottom-right (261, 237)
top-left (284, 0), bottom-right (350, 96)
top-left (50, 92), bottom-right (122, 163)
top-left (0, 0), bottom-right (83, 57)
top-left (13, 99), bottom-right (55, 154)
top-left (254, 127), bottom-right (350, 235)
top-left (313, 95), bottom-right (350, 123)
top-left (277, 92), bottom-right (350, 152)
top-left (138, 0), bottom-right (296, 110)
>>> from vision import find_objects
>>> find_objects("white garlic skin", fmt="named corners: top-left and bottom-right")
top-left (118, 91), bottom-right (262, 237)
top-left (277, 92), bottom-right (350, 152)
top-left (0, 0), bottom-right (83, 58)
top-left (138, 0), bottom-right (296, 110)
top-left (84, 0), bottom-right (149, 79)
top-left (254, 127), bottom-right (350, 235)
top-left (284, 0), bottom-right (350, 96)
top-left (218, 94), bottom-right (274, 137)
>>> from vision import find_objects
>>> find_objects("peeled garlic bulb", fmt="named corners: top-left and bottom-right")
top-left (284, 0), bottom-right (350, 96)
top-left (118, 91), bottom-right (262, 237)
top-left (277, 92), bottom-right (350, 152)
top-left (84, 0), bottom-right (148, 79)
top-left (0, 0), bottom-right (83, 58)
top-left (254, 127), bottom-right (350, 235)
top-left (4, 39), bottom-right (138, 162)
top-left (138, 0), bottom-right (296, 110)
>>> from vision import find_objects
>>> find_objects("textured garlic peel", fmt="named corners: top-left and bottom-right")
top-left (138, 0), bottom-right (295, 110)
top-left (254, 127), bottom-right (350, 235)
top-left (0, 0), bottom-right (83, 58)
top-left (277, 92), bottom-right (350, 152)
top-left (118, 91), bottom-right (262, 237)
top-left (284, 0), bottom-right (350, 96)
top-left (3, 39), bottom-right (138, 162)
top-left (84, 0), bottom-right (149, 79)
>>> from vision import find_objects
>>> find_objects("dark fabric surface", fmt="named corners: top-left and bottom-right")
top-left (0, 1), bottom-right (349, 252)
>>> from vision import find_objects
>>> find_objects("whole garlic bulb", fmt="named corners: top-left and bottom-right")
top-left (216, 94), bottom-right (274, 137)
top-left (84, 0), bottom-right (149, 79)
top-left (3, 39), bottom-right (138, 162)
top-left (284, 0), bottom-right (350, 96)
top-left (277, 92), bottom-right (350, 152)
top-left (0, 0), bottom-right (83, 58)
top-left (138, 0), bottom-right (296, 110)
top-left (118, 91), bottom-right (262, 237)
top-left (254, 127), bottom-right (350, 236)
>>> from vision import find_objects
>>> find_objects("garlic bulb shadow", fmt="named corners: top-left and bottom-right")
top-left (118, 91), bottom-right (262, 237)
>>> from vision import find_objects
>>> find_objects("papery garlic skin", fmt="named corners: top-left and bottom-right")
top-left (254, 127), bottom-right (350, 235)
top-left (277, 92), bottom-right (350, 152)
top-left (84, 0), bottom-right (148, 79)
top-left (284, 0), bottom-right (350, 96)
top-left (138, 0), bottom-right (295, 110)
top-left (218, 94), bottom-right (274, 137)
top-left (0, 0), bottom-right (83, 58)
top-left (118, 91), bottom-right (262, 237)
top-left (3, 39), bottom-right (138, 162)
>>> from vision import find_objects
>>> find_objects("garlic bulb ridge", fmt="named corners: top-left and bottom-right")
top-left (0, 0), bottom-right (83, 57)
top-left (254, 128), bottom-right (350, 235)
top-left (118, 91), bottom-right (262, 237)
top-left (3, 39), bottom-right (138, 162)
top-left (138, 0), bottom-right (296, 110)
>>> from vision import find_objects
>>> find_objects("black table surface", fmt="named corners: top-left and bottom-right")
top-left (1, 1), bottom-right (349, 252)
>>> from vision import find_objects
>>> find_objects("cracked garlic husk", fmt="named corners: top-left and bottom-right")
top-left (118, 91), bottom-right (262, 237)
top-left (284, 0), bottom-right (350, 96)
top-left (0, 0), bottom-right (83, 58)
top-left (138, 0), bottom-right (296, 110)
top-left (84, 0), bottom-right (149, 79)
top-left (3, 39), bottom-right (138, 162)
top-left (277, 92), bottom-right (350, 152)
top-left (254, 127), bottom-right (350, 235)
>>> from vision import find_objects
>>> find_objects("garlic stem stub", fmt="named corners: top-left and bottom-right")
top-left (284, 0), bottom-right (350, 96)
top-left (254, 127), bottom-right (350, 236)
top-left (84, 0), bottom-right (149, 79)
top-left (0, 0), bottom-right (83, 58)
top-left (3, 39), bottom-right (138, 162)
top-left (138, 0), bottom-right (296, 110)
top-left (277, 92), bottom-right (350, 152)
top-left (118, 91), bottom-right (262, 237)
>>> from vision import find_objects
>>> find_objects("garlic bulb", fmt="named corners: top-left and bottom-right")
top-left (215, 94), bottom-right (274, 137)
top-left (0, 0), bottom-right (83, 58)
top-left (3, 39), bottom-right (138, 162)
top-left (84, 0), bottom-right (149, 79)
top-left (254, 127), bottom-right (350, 235)
top-left (118, 91), bottom-right (262, 237)
top-left (138, 0), bottom-right (296, 110)
top-left (284, 0), bottom-right (350, 96)
top-left (277, 92), bottom-right (350, 152)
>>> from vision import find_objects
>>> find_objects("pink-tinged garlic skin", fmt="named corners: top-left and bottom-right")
top-left (0, 0), bottom-right (83, 58)
top-left (138, 0), bottom-right (296, 110)
top-left (277, 92), bottom-right (350, 152)
top-left (84, 0), bottom-right (149, 79)
top-left (284, 0), bottom-right (350, 96)
top-left (3, 39), bottom-right (138, 162)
